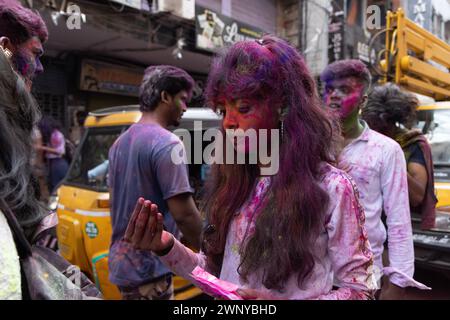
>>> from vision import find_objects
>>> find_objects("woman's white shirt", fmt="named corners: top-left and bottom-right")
top-left (0, 211), bottom-right (22, 300)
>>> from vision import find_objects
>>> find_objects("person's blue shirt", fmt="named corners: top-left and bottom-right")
top-left (108, 123), bottom-right (194, 287)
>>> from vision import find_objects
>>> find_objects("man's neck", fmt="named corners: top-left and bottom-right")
top-left (387, 126), bottom-right (402, 140)
top-left (342, 113), bottom-right (364, 146)
top-left (138, 109), bottom-right (168, 128)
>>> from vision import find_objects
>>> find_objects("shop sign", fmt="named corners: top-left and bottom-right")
top-left (157, 0), bottom-right (195, 19)
top-left (407, 0), bottom-right (432, 32)
top-left (357, 42), bottom-right (376, 64)
top-left (195, 5), bottom-right (264, 52)
top-left (328, 0), bottom-right (345, 63)
top-left (79, 59), bottom-right (143, 97)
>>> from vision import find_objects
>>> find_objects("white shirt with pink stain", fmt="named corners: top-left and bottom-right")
top-left (161, 164), bottom-right (379, 299)
top-left (338, 121), bottom-right (429, 289)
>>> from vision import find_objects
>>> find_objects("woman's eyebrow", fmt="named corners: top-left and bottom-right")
top-left (239, 97), bottom-right (260, 104)
top-left (336, 84), bottom-right (352, 89)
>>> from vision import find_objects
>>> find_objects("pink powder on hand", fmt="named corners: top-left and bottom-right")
top-left (189, 266), bottom-right (243, 300)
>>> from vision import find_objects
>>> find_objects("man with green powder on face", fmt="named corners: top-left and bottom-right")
top-left (321, 60), bottom-right (428, 299)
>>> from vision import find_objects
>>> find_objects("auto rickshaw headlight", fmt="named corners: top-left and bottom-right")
top-left (48, 195), bottom-right (59, 212)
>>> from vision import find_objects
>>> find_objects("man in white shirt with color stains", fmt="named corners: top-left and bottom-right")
top-left (320, 60), bottom-right (428, 299)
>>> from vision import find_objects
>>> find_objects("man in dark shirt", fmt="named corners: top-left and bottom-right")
top-left (108, 65), bottom-right (202, 300)
top-left (407, 144), bottom-right (427, 167)
top-left (362, 83), bottom-right (437, 230)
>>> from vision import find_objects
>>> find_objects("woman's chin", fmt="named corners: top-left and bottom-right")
top-left (235, 143), bottom-right (258, 156)
top-left (233, 142), bottom-right (247, 154)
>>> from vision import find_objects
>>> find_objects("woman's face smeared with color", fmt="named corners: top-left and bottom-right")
top-left (218, 98), bottom-right (279, 154)
top-left (323, 77), bottom-right (365, 120)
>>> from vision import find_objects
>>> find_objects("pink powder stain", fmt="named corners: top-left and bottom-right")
top-left (357, 175), bottom-right (370, 185)
top-left (190, 266), bottom-right (243, 300)
top-left (232, 178), bottom-right (270, 243)
top-left (339, 93), bottom-right (362, 119)
top-left (323, 78), bottom-right (365, 120)
top-left (234, 214), bottom-right (246, 241)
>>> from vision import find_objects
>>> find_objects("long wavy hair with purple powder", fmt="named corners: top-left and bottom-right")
top-left (201, 35), bottom-right (336, 290)
top-left (0, 50), bottom-right (46, 233)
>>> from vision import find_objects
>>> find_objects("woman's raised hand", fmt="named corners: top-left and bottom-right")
top-left (123, 197), bottom-right (174, 253)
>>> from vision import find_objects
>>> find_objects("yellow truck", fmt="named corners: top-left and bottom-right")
top-left (374, 9), bottom-right (450, 273)
top-left (53, 106), bottom-right (220, 299)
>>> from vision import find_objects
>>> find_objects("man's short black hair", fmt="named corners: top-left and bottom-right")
top-left (139, 65), bottom-right (195, 112)
top-left (320, 59), bottom-right (372, 94)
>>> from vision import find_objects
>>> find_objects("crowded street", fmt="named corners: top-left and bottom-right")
top-left (1, 0), bottom-right (450, 308)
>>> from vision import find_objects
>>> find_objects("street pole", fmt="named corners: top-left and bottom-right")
top-left (343, 0), bottom-right (347, 59)
top-left (299, 0), bottom-right (306, 52)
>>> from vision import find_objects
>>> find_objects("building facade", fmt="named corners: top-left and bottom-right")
top-left (25, 0), bottom-right (278, 135)
top-left (275, 0), bottom-right (449, 76)
top-left (22, 0), bottom-right (450, 133)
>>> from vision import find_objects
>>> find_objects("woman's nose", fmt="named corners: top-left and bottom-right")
top-left (223, 111), bottom-right (237, 130)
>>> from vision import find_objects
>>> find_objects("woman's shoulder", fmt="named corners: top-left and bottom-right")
top-left (320, 163), bottom-right (352, 184)
top-left (320, 163), bottom-right (359, 196)
top-left (319, 164), bottom-right (365, 227)
top-left (0, 211), bottom-right (22, 300)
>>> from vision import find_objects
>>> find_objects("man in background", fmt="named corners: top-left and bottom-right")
top-left (108, 65), bottom-right (202, 300)
top-left (321, 60), bottom-right (426, 299)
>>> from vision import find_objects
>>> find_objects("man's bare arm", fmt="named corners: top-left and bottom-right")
top-left (407, 162), bottom-right (428, 207)
top-left (167, 193), bottom-right (202, 250)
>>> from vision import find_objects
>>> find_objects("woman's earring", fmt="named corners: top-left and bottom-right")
top-left (1, 46), bottom-right (13, 60)
top-left (279, 107), bottom-right (288, 143)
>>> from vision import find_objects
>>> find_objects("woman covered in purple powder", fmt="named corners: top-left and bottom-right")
top-left (123, 35), bottom-right (376, 299)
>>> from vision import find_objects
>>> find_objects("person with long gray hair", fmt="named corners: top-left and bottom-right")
top-left (0, 42), bottom-right (51, 300)
top-left (1, 0), bottom-right (50, 203)
top-left (0, 0), bottom-right (56, 299)
top-left (0, 0), bottom-right (47, 90)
